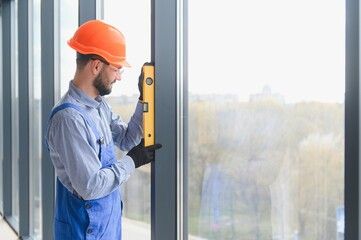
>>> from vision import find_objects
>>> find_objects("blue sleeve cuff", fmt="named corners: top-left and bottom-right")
top-left (122, 155), bottom-right (135, 175)
top-left (134, 101), bottom-right (143, 122)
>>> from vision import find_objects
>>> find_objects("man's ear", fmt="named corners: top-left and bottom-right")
top-left (90, 59), bottom-right (102, 75)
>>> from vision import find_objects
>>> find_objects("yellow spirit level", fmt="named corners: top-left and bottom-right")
top-left (142, 64), bottom-right (155, 147)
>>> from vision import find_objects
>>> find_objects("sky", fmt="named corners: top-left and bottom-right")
top-left (58, 0), bottom-right (345, 104)
top-left (188, 0), bottom-right (345, 103)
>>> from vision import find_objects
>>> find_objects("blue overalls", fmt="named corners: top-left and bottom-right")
top-left (47, 103), bottom-right (122, 240)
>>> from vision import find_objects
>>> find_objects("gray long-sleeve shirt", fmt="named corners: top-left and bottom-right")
top-left (46, 81), bottom-right (143, 200)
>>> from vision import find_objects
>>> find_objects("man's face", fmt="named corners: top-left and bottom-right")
top-left (93, 65), bottom-right (118, 96)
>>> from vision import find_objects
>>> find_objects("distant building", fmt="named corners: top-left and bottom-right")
top-left (249, 85), bottom-right (285, 105)
top-left (189, 93), bottom-right (238, 103)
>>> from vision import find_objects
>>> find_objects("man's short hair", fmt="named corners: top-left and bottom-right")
top-left (76, 53), bottom-right (93, 70)
top-left (76, 52), bottom-right (109, 70)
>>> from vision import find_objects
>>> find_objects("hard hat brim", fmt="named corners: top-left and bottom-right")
top-left (68, 40), bottom-right (131, 68)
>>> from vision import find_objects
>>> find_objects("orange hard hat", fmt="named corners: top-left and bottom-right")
top-left (68, 19), bottom-right (130, 68)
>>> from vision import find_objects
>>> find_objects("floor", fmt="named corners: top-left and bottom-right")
top-left (0, 217), bottom-right (18, 240)
top-left (0, 216), bottom-right (206, 240)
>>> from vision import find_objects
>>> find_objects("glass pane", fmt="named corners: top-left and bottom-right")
top-left (188, 1), bottom-right (345, 240)
top-left (60, 0), bottom-right (78, 97)
top-left (29, 0), bottom-right (42, 238)
top-left (11, 0), bottom-right (19, 230)
top-left (103, 1), bottom-right (151, 239)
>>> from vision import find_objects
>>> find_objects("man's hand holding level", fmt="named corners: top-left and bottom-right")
top-left (137, 62), bottom-right (153, 101)
top-left (127, 139), bottom-right (162, 168)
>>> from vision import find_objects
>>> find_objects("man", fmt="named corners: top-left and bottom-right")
top-left (45, 19), bottom-right (161, 239)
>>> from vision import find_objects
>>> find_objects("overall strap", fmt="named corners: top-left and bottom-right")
top-left (47, 103), bottom-right (102, 143)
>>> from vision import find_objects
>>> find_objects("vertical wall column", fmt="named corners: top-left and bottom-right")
top-left (151, 0), bottom-right (188, 239)
top-left (345, 0), bottom-right (359, 238)
top-left (0, 0), bottom-right (3, 215)
top-left (18, 0), bottom-right (29, 236)
top-left (2, 0), bottom-right (12, 219)
top-left (41, 0), bottom-right (55, 239)
top-left (79, 0), bottom-right (97, 24)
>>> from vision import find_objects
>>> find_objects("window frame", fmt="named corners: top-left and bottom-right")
top-left (40, 0), bottom-right (58, 238)
top-left (18, 0), bottom-right (30, 236)
top-left (345, 0), bottom-right (359, 239)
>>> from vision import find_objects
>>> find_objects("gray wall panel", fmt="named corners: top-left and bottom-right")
top-left (79, 0), bottom-right (96, 24)
top-left (345, 0), bottom-right (359, 239)
top-left (41, 0), bottom-right (55, 239)
top-left (152, 0), bottom-right (178, 239)
top-left (2, 0), bottom-right (13, 218)
top-left (18, 0), bottom-right (30, 236)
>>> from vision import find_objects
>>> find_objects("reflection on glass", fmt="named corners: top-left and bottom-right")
top-left (29, 0), bottom-right (42, 238)
top-left (104, 1), bottom-right (151, 239)
top-left (188, 1), bottom-right (345, 239)
top-left (11, 0), bottom-right (19, 230)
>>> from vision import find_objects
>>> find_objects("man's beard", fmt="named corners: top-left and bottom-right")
top-left (93, 72), bottom-right (112, 96)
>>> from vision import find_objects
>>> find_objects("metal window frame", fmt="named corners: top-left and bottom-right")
top-left (0, 0), bottom-right (4, 216)
top-left (151, 0), bottom-right (179, 239)
top-left (79, 0), bottom-right (97, 24)
top-left (345, 0), bottom-right (359, 239)
top-left (40, 0), bottom-right (57, 239)
top-left (1, 0), bottom-right (13, 221)
top-left (151, 0), bottom-right (188, 239)
top-left (18, 0), bottom-right (30, 236)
